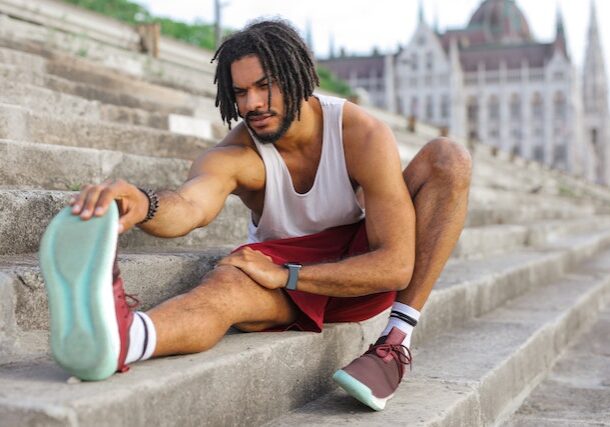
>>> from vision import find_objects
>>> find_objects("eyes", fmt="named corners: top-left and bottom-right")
top-left (233, 80), bottom-right (272, 98)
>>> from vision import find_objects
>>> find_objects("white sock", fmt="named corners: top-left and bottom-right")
top-left (125, 311), bottom-right (157, 365)
top-left (380, 302), bottom-right (421, 348)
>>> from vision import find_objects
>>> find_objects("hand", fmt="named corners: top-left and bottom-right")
top-left (69, 179), bottom-right (149, 234)
top-left (218, 247), bottom-right (289, 290)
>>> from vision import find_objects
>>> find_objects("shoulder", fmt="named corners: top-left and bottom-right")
top-left (341, 101), bottom-right (398, 166)
top-left (193, 124), bottom-right (257, 168)
top-left (189, 123), bottom-right (265, 190)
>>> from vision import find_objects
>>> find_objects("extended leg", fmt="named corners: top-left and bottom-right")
top-left (147, 265), bottom-right (298, 357)
top-left (398, 137), bottom-right (472, 309)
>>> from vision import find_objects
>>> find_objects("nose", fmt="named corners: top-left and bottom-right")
top-left (246, 89), bottom-right (265, 113)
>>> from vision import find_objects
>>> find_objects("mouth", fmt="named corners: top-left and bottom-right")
top-left (247, 112), bottom-right (276, 129)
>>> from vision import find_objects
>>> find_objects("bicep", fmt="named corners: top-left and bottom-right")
top-left (349, 124), bottom-right (415, 252)
top-left (177, 147), bottom-right (247, 227)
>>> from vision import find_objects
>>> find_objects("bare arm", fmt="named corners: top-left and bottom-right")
top-left (70, 136), bottom-right (263, 236)
top-left (138, 145), bottom-right (259, 237)
top-left (222, 104), bottom-right (416, 296)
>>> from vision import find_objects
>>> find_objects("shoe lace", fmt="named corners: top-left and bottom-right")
top-left (368, 342), bottom-right (413, 377)
top-left (114, 280), bottom-right (140, 318)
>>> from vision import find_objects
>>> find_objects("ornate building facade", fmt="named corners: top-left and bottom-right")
top-left (320, 0), bottom-right (610, 184)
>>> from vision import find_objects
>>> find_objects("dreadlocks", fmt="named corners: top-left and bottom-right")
top-left (211, 19), bottom-right (320, 130)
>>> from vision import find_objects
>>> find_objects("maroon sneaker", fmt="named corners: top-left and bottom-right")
top-left (40, 204), bottom-right (136, 381)
top-left (332, 327), bottom-right (412, 411)
top-left (112, 259), bottom-right (137, 374)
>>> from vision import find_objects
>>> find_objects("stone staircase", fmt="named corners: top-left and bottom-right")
top-left (1, 4), bottom-right (610, 426)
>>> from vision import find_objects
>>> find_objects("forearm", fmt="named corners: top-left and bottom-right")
top-left (137, 190), bottom-right (204, 237)
top-left (296, 249), bottom-right (413, 297)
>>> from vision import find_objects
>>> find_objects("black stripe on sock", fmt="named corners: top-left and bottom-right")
top-left (135, 312), bottom-right (149, 361)
top-left (390, 311), bottom-right (418, 327)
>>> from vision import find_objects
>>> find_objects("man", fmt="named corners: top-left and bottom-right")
top-left (40, 19), bottom-right (471, 411)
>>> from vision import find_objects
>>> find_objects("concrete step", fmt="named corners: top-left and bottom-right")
top-left (0, 103), bottom-right (212, 160)
top-left (3, 225), bottom-right (610, 350)
top-left (0, 62), bottom-right (194, 117)
top-left (398, 134), bottom-right (610, 205)
top-left (266, 249), bottom-right (610, 427)
top-left (453, 216), bottom-right (610, 259)
top-left (0, 44), bottom-right (212, 113)
top-left (0, 138), bottom-right (592, 217)
top-left (0, 45), bottom-right (226, 135)
top-left (0, 248), bottom-right (229, 343)
top-left (0, 17), bottom-right (217, 98)
top-left (1, 230), bottom-right (609, 426)
top-left (0, 189), bottom-right (249, 256)
top-left (0, 181), bottom-right (598, 256)
top-left (474, 145), bottom-right (610, 204)
top-left (0, 43), bottom-right (225, 130)
top-left (398, 143), bottom-right (579, 203)
top-left (0, 80), bottom-right (170, 130)
top-left (0, 139), bottom-right (191, 190)
top-left (468, 185), bottom-right (597, 214)
top-left (504, 306), bottom-right (610, 426)
top-left (465, 202), bottom-right (596, 228)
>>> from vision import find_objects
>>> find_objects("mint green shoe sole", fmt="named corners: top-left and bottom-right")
top-left (40, 204), bottom-right (120, 381)
top-left (332, 369), bottom-right (391, 411)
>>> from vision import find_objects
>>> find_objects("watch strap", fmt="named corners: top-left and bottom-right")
top-left (284, 263), bottom-right (301, 291)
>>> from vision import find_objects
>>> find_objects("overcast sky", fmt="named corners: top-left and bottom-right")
top-left (141, 0), bottom-right (609, 78)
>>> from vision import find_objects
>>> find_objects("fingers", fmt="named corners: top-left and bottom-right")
top-left (79, 185), bottom-right (106, 219)
top-left (68, 180), bottom-right (145, 233)
top-left (71, 181), bottom-right (113, 219)
top-left (218, 248), bottom-right (273, 269)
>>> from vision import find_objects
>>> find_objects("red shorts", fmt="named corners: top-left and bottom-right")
top-left (233, 220), bottom-right (396, 332)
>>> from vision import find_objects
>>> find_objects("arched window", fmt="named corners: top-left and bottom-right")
top-left (441, 94), bottom-right (450, 119)
top-left (509, 94), bottom-right (523, 156)
top-left (532, 93), bottom-right (543, 120)
top-left (553, 91), bottom-right (568, 169)
top-left (467, 96), bottom-right (479, 140)
top-left (510, 94), bottom-right (521, 121)
top-left (487, 95), bottom-right (500, 139)
top-left (531, 93), bottom-right (544, 138)
top-left (426, 95), bottom-right (434, 120)
top-left (426, 52), bottom-right (434, 71)
top-left (488, 95), bottom-right (500, 120)
top-left (554, 92), bottom-right (566, 121)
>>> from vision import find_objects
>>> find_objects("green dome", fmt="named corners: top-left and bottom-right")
top-left (468, 0), bottom-right (532, 44)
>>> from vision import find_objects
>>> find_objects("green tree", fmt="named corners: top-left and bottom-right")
top-left (318, 66), bottom-right (353, 97)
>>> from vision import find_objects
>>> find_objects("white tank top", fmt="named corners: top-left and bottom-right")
top-left (247, 94), bottom-right (365, 243)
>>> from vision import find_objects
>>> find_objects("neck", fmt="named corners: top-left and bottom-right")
top-left (275, 96), bottom-right (322, 152)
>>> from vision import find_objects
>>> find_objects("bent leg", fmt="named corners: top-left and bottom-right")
top-left (147, 265), bottom-right (298, 357)
top-left (398, 137), bottom-right (472, 310)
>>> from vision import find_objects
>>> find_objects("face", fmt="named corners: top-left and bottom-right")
top-left (231, 55), bottom-right (292, 143)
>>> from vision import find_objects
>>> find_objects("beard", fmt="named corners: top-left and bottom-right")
top-left (245, 110), bottom-right (293, 144)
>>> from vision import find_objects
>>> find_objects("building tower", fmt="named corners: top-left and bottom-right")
top-left (583, 0), bottom-right (610, 184)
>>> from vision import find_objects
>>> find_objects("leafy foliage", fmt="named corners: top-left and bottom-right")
top-left (61, 0), bottom-right (352, 95)
top-left (62, 0), bottom-right (152, 24)
top-left (318, 66), bottom-right (353, 97)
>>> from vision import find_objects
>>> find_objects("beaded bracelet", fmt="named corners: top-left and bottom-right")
top-left (137, 187), bottom-right (159, 224)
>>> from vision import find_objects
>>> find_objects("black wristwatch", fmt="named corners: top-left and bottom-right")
top-left (283, 262), bottom-right (302, 291)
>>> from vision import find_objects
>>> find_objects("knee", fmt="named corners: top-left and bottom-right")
top-left (192, 264), bottom-right (255, 299)
top-left (209, 264), bottom-right (246, 285)
top-left (425, 138), bottom-right (472, 190)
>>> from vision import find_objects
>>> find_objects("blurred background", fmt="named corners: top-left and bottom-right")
top-left (58, 0), bottom-right (610, 186)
